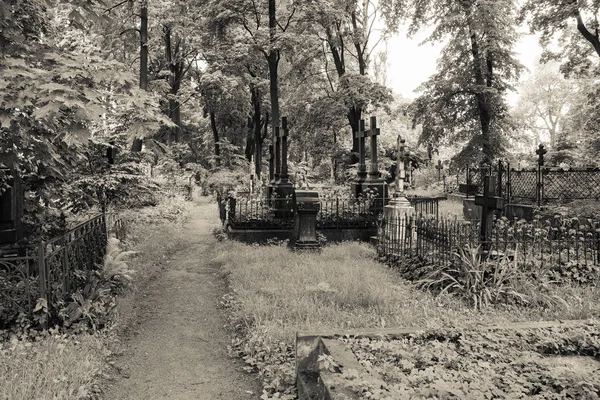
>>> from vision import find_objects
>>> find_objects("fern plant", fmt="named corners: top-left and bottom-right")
top-left (103, 237), bottom-right (137, 294)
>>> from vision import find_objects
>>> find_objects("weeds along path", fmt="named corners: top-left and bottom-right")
top-left (104, 196), bottom-right (260, 400)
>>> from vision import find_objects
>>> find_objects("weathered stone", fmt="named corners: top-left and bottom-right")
top-left (505, 203), bottom-right (534, 221)
top-left (290, 190), bottom-right (321, 251)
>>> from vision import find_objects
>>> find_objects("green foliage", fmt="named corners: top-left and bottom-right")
top-left (404, 0), bottom-right (522, 167)
top-left (417, 245), bottom-right (528, 309)
top-left (345, 323), bottom-right (600, 398)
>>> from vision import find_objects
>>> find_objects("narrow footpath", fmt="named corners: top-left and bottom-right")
top-left (104, 197), bottom-right (260, 400)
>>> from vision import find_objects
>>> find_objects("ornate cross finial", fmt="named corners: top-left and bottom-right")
top-left (536, 144), bottom-right (547, 166)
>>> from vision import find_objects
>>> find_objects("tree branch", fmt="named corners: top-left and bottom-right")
top-left (574, 8), bottom-right (600, 57)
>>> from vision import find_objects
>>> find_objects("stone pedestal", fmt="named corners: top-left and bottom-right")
top-left (383, 195), bottom-right (415, 245)
top-left (290, 190), bottom-right (321, 251)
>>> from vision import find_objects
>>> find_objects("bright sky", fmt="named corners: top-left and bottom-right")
top-left (384, 27), bottom-right (542, 106)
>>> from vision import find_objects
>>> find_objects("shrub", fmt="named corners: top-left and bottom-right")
top-left (417, 245), bottom-right (528, 309)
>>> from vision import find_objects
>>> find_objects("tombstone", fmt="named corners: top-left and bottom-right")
top-left (474, 175), bottom-right (504, 252)
top-left (0, 168), bottom-right (24, 246)
top-left (505, 203), bottom-right (534, 221)
top-left (273, 119), bottom-right (294, 218)
top-left (435, 160), bottom-right (443, 182)
top-left (351, 120), bottom-right (368, 198)
top-left (383, 136), bottom-right (415, 245)
top-left (363, 116), bottom-right (388, 211)
top-left (289, 190), bottom-right (321, 251)
top-left (459, 167), bottom-right (478, 197)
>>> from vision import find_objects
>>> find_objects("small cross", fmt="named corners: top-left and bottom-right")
top-left (367, 117), bottom-right (380, 137)
top-left (536, 144), bottom-right (547, 166)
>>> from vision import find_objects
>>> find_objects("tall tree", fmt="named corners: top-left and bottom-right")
top-left (513, 61), bottom-right (575, 147)
top-left (384, 0), bottom-right (522, 167)
top-left (521, 0), bottom-right (600, 76)
top-left (310, 0), bottom-right (392, 153)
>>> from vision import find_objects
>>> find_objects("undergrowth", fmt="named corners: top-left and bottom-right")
top-left (0, 192), bottom-right (191, 400)
top-left (215, 239), bottom-right (580, 399)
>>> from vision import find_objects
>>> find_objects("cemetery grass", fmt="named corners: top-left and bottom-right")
top-left (0, 193), bottom-right (190, 400)
top-left (216, 239), bottom-right (600, 398)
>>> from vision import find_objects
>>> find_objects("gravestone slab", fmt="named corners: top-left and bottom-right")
top-left (505, 203), bottom-right (534, 221)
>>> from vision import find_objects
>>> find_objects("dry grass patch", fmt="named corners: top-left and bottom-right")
top-left (216, 241), bottom-right (541, 343)
top-left (0, 332), bottom-right (109, 400)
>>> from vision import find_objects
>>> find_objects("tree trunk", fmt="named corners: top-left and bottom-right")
top-left (132, 0), bottom-right (148, 152)
top-left (252, 88), bottom-right (262, 179)
top-left (245, 117), bottom-right (254, 162)
top-left (466, 12), bottom-right (493, 164)
top-left (268, 0), bottom-right (280, 153)
top-left (164, 26), bottom-right (183, 143)
top-left (210, 111), bottom-right (220, 167)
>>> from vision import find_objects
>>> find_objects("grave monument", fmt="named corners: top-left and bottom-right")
top-left (352, 117), bottom-right (388, 211)
top-left (383, 136), bottom-right (414, 242)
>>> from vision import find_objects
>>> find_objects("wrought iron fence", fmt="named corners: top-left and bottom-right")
top-left (508, 169), bottom-right (537, 203)
top-left (226, 195), bottom-right (294, 230)
top-left (317, 197), bottom-right (378, 229)
top-left (542, 169), bottom-right (600, 202)
top-left (0, 213), bottom-right (119, 327)
top-left (406, 195), bottom-right (446, 218)
top-left (225, 193), bottom-right (450, 230)
top-left (378, 215), bottom-right (600, 275)
top-left (452, 162), bottom-right (600, 205)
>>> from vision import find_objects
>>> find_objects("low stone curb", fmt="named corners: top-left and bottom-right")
top-left (296, 319), bottom-right (595, 400)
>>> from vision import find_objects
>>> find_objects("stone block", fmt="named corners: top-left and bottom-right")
top-left (463, 198), bottom-right (482, 221)
top-left (505, 203), bottom-right (535, 222)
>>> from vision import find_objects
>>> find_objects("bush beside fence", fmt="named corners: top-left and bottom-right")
top-left (0, 213), bottom-right (125, 328)
top-left (378, 215), bottom-right (600, 283)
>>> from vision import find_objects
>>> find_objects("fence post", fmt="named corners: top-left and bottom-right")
top-left (506, 161), bottom-right (511, 203)
top-left (497, 160), bottom-right (504, 198)
top-left (536, 144), bottom-right (547, 207)
top-left (466, 167), bottom-right (471, 198)
top-left (37, 241), bottom-right (48, 326)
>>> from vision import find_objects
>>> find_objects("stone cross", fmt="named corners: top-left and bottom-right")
top-left (475, 175), bottom-right (504, 251)
top-left (395, 136), bottom-right (406, 195)
top-left (355, 120), bottom-right (367, 178)
top-left (280, 117), bottom-right (289, 183)
top-left (435, 159), bottom-right (443, 182)
top-left (367, 116), bottom-right (381, 179)
top-left (268, 144), bottom-right (274, 181)
top-left (536, 144), bottom-right (547, 166)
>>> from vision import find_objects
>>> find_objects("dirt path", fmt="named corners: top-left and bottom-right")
top-left (104, 197), bottom-right (260, 400)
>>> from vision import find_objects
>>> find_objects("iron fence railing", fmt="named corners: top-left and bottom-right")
top-left (0, 213), bottom-right (125, 327)
top-left (317, 197), bottom-right (378, 229)
top-left (225, 193), bottom-right (448, 230)
top-left (406, 195), bottom-right (446, 218)
top-left (378, 215), bottom-right (600, 274)
top-left (450, 161), bottom-right (600, 205)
